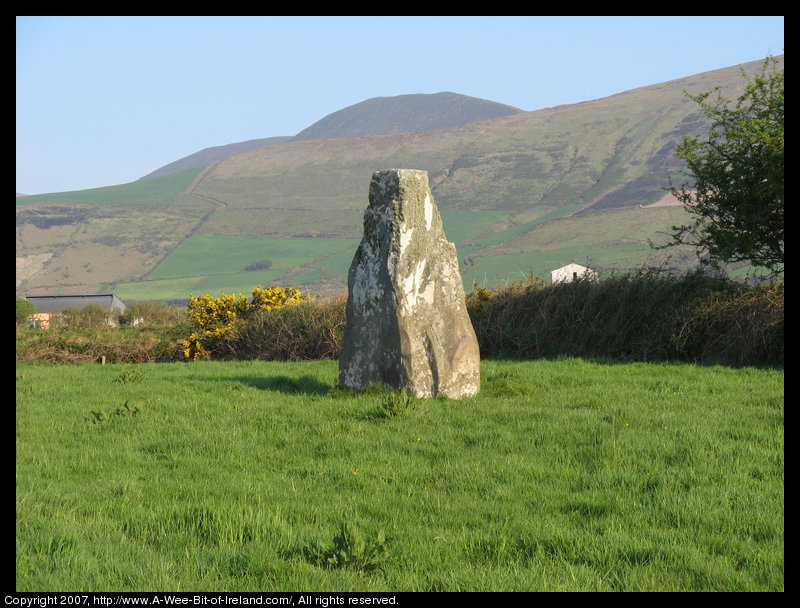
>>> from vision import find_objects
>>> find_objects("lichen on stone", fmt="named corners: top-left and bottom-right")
top-left (339, 169), bottom-right (480, 399)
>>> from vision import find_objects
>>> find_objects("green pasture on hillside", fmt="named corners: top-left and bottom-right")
top-left (462, 242), bottom-right (668, 287)
top-left (438, 209), bottom-right (508, 245)
top-left (120, 207), bottom-right (645, 300)
top-left (148, 235), bottom-right (358, 280)
top-left (117, 234), bottom-right (361, 299)
top-left (15, 166), bottom-right (204, 207)
top-left (114, 271), bottom-right (289, 302)
top-left (16, 358), bottom-right (783, 591)
top-left (468, 204), bottom-right (584, 248)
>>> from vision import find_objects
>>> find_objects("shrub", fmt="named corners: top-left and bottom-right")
top-left (243, 259), bottom-right (273, 272)
top-left (16, 298), bottom-right (37, 325)
top-left (54, 304), bottom-right (110, 329)
top-left (119, 301), bottom-right (187, 327)
top-left (215, 294), bottom-right (346, 361)
top-left (15, 324), bottom-right (187, 364)
top-left (466, 269), bottom-right (783, 366)
top-left (251, 286), bottom-right (310, 311)
top-left (181, 286), bottom-right (313, 361)
top-left (181, 293), bottom-right (251, 361)
top-left (671, 282), bottom-right (784, 365)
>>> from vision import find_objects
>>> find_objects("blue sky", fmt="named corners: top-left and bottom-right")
top-left (16, 16), bottom-right (784, 195)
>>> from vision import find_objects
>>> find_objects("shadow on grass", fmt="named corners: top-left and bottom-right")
top-left (229, 375), bottom-right (332, 396)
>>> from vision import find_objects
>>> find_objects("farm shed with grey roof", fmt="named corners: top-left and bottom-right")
top-left (24, 293), bottom-right (128, 329)
top-left (25, 293), bottom-right (128, 314)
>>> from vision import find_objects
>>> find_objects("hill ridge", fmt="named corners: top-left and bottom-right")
top-left (138, 136), bottom-right (293, 181)
top-left (138, 92), bottom-right (524, 181)
top-left (292, 91), bottom-right (523, 141)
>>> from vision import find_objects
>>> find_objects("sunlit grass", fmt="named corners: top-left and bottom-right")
top-left (16, 359), bottom-right (783, 591)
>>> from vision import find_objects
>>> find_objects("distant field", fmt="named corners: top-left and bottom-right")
top-left (460, 205), bottom-right (698, 285)
top-left (114, 271), bottom-right (288, 302)
top-left (500, 206), bottom-right (693, 253)
top-left (113, 235), bottom-right (360, 300)
top-left (16, 358), bottom-right (783, 591)
top-left (122, 210), bottom-right (525, 301)
top-left (114, 209), bottom-right (699, 300)
top-left (468, 204), bottom-right (584, 248)
top-left (464, 242), bottom-right (675, 287)
top-left (147, 235), bottom-right (359, 280)
top-left (438, 209), bottom-right (508, 245)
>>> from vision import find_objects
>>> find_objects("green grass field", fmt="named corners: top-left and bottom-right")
top-left (147, 235), bottom-right (359, 280)
top-left (16, 358), bottom-right (783, 591)
top-left (112, 235), bottom-right (361, 301)
top-left (114, 271), bottom-right (289, 302)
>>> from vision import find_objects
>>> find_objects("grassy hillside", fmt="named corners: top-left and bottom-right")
top-left (16, 57), bottom-right (781, 300)
top-left (114, 235), bottom-right (360, 301)
top-left (16, 166), bottom-right (206, 207)
top-left (138, 93), bottom-right (523, 182)
top-left (16, 167), bottom-right (213, 295)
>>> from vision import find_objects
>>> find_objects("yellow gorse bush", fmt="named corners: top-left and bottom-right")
top-left (466, 286), bottom-right (493, 312)
top-left (181, 286), bottom-right (312, 361)
top-left (252, 286), bottom-right (310, 311)
top-left (186, 293), bottom-right (251, 331)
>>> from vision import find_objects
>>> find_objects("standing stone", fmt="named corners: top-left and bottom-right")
top-left (338, 169), bottom-right (480, 398)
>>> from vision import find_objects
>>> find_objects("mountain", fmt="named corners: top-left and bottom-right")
top-left (138, 136), bottom-right (293, 180)
top-left (16, 56), bottom-right (782, 300)
top-left (138, 92), bottom-right (523, 180)
top-left (292, 92), bottom-right (523, 141)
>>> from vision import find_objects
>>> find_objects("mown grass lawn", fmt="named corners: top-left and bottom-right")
top-left (15, 358), bottom-right (783, 592)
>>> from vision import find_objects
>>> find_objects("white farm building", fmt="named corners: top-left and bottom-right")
top-left (550, 263), bottom-right (598, 284)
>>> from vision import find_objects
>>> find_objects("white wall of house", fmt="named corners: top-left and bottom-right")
top-left (551, 263), bottom-right (598, 284)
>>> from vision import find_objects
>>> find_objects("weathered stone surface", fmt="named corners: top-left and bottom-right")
top-left (338, 169), bottom-right (480, 398)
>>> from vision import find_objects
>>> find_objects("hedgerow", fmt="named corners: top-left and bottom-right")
top-left (466, 269), bottom-right (783, 366)
top-left (15, 272), bottom-right (783, 367)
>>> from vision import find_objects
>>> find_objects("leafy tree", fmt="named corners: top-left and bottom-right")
top-left (665, 56), bottom-right (784, 277)
top-left (16, 298), bottom-right (36, 324)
